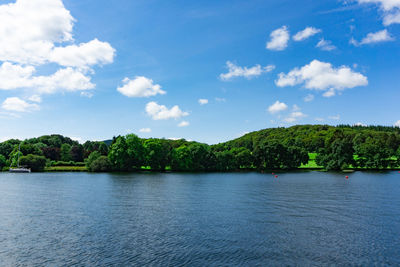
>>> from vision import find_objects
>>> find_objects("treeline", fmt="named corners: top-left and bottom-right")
top-left (1, 125), bottom-right (400, 172)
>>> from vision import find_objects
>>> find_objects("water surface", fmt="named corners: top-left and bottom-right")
top-left (0, 171), bottom-right (399, 266)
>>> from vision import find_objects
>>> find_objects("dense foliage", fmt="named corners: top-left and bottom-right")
top-left (1, 125), bottom-right (400, 172)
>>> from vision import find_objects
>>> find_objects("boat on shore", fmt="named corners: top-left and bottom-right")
top-left (9, 143), bottom-right (31, 173)
top-left (9, 167), bottom-right (31, 173)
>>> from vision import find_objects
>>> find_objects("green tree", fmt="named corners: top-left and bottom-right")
top-left (171, 145), bottom-right (192, 171)
top-left (108, 136), bottom-right (131, 171)
top-left (125, 134), bottom-right (145, 169)
top-left (0, 154), bottom-right (6, 169)
top-left (19, 154), bottom-right (46, 172)
top-left (144, 139), bottom-right (169, 171)
top-left (86, 151), bottom-right (111, 172)
top-left (60, 144), bottom-right (72, 162)
top-left (316, 139), bottom-right (355, 170)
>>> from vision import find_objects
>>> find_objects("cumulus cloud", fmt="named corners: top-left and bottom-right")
top-left (0, 0), bottom-right (115, 99)
top-left (293, 27), bottom-right (322, 41)
top-left (145, 102), bottom-right (189, 120)
top-left (178, 121), bottom-right (190, 127)
top-left (50, 39), bottom-right (115, 68)
top-left (351, 29), bottom-right (395, 46)
top-left (215, 97), bottom-right (226, 102)
top-left (395, 120), bottom-right (400, 127)
top-left (357, 0), bottom-right (400, 25)
top-left (117, 76), bottom-right (165, 98)
top-left (198, 99), bottom-right (209, 105)
top-left (220, 61), bottom-right (275, 80)
top-left (284, 111), bottom-right (307, 123)
top-left (2, 97), bottom-right (39, 112)
top-left (316, 39), bottom-right (336, 51)
top-left (0, 62), bottom-right (94, 94)
top-left (268, 101), bottom-right (288, 114)
top-left (276, 60), bottom-right (368, 97)
top-left (303, 94), bottom-right (315, 102)
top-left (29, 95), bottom-right (42, 103)
top-left (266, 26), bottom-right (290, 51)
top-left (139, 128), bottom-right (152, 133)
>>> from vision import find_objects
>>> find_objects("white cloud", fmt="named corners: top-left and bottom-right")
top-left (80, 91), bottom-right (93, 98)
top-left (0, 0), bottom-right (115, 97)
top-left (293, 27), bottom-right (322, 41)
top-left (268, 101), bottom-right (288, 114)
top-left (355, 122), bottom-right (367, 126)
top-left (316, 39), bottom-right (336, 51)
top-left (323, 88), bottom-right (336, 98)
top-left (351, 29), bottom-right (395, 46)
top-left (383, 11), bottom-right (400, 25)
top-left (284, 111), bottom-right (307, 123)
top-left (139, 128), bottom-right (152, 133)
top-left (266, 26), bottom-right (290, 51)
top-left (29, 95), bottom-right (42, 103)
top-left (329, 115), bottom-right (341, 120)
top-left (357, 0), bottom-right (400, 25)
top-left (145, 102), bottom-right (189, 120)
top-left (215, 97), bottom-right (226, 102)
top-left (220, 61), bottom-right (275, 80)
top-left (303, 94), bottom-right (315, 102)
top-left (178, 121), bottom-right (190, 127)
top-left (198, 99), bottom-right (209, 105)
top-left (315, 117), bottom-right (325, 122)
top-left (276, 60), bottom-right (368, 96)
top-left (117, 76), bottom-right (166, 98)
top-left (395, 120), bottom-right (400, 127)
top-left (2, 97), bottom-right (39, 112)
top-left (50, 39), bottom-right (115, 68)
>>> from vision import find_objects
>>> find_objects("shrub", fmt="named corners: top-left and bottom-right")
top-left (0, 154), bottom-right (6, 170)
top-left (19, 154), bottom-right (46, 172)
top-left (89, 156), bottom-right (111, 172)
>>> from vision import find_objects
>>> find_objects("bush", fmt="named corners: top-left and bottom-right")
top-left (51, 161), bottom-right (85, 167)
top-left (19, 154), bottom-right (46, 172)
top-left (89, 156), bottom-right (111, 172)
top-left (0, 154), bottom-right (6, 170)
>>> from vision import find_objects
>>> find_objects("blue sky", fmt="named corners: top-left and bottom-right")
top-left (0, 0), bottom-right (399, 144)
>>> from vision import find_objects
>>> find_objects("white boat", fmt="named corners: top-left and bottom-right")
top-left (9, 167), bottom-right (31, 173)
top-left (9, 143), bottom-right (31, 173)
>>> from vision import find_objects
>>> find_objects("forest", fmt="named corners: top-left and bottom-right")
top-left (1, 124), bottom-right (400, 172)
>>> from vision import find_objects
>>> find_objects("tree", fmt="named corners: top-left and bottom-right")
top-left (125, 134), bottom-right (145, 169)
top-left (86, 151), bottom-right (111, 172)
top-left (144, 139), bottom-right (169, 171)
top-left (41, 147), bottom-right (61, 161)
top-left (60, 144), bottom-right (72, 162)
top-left (70, 145), bottom-right (84, 162)
top-left (19, 154), bottom-right (46, 172)
top-left (0, 154), bottom-right (6, 169)
top-left (108, 136), bottom-right (131, 171)
top-left (316, 138), bottom-right (355, 171)
top-left (171, 145), bottom-right (192, 171)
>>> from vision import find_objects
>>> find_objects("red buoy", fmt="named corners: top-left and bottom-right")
top-left (275, 175), bottom-right (278, 178)
top-left (398, 171), bottom-right (400, 174)
top-left (272, 172), bottom-right (275, 175)
top-left (345, 176), bottom-right (349, 179)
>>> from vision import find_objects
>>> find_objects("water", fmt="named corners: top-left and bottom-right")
top-left (0, 171), bottom-right (400, 266)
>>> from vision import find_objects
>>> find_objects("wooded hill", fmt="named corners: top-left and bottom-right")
top-left (1, 125), bottom-right (399, 172)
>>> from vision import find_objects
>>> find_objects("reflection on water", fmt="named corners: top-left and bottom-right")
top-left (0, 171), bottom-right (399, 265)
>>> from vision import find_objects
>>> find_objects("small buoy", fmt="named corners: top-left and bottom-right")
top-left (345, 176), bottom-right (349, 179)
top-left (275, 175), bottom-right (278, 178)
top-left (398, 171), bottom-right (400, 174)
top-left (272, 172), bottom-right (275, 175)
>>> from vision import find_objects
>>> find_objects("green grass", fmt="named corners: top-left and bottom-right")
top-left (45, 166), bottom-right (87, 172)
top-left (299, 153), bottom-right (323, 169)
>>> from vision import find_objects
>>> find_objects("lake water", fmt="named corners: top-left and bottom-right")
top-left (0, 171), bottom-right (400, 266)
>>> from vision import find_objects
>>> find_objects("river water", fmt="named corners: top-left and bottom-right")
top-left (0, 171), bottom-right (399, 266)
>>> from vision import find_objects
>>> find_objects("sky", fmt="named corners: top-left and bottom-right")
top-left (0, 0), bottom-right (399, 144)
